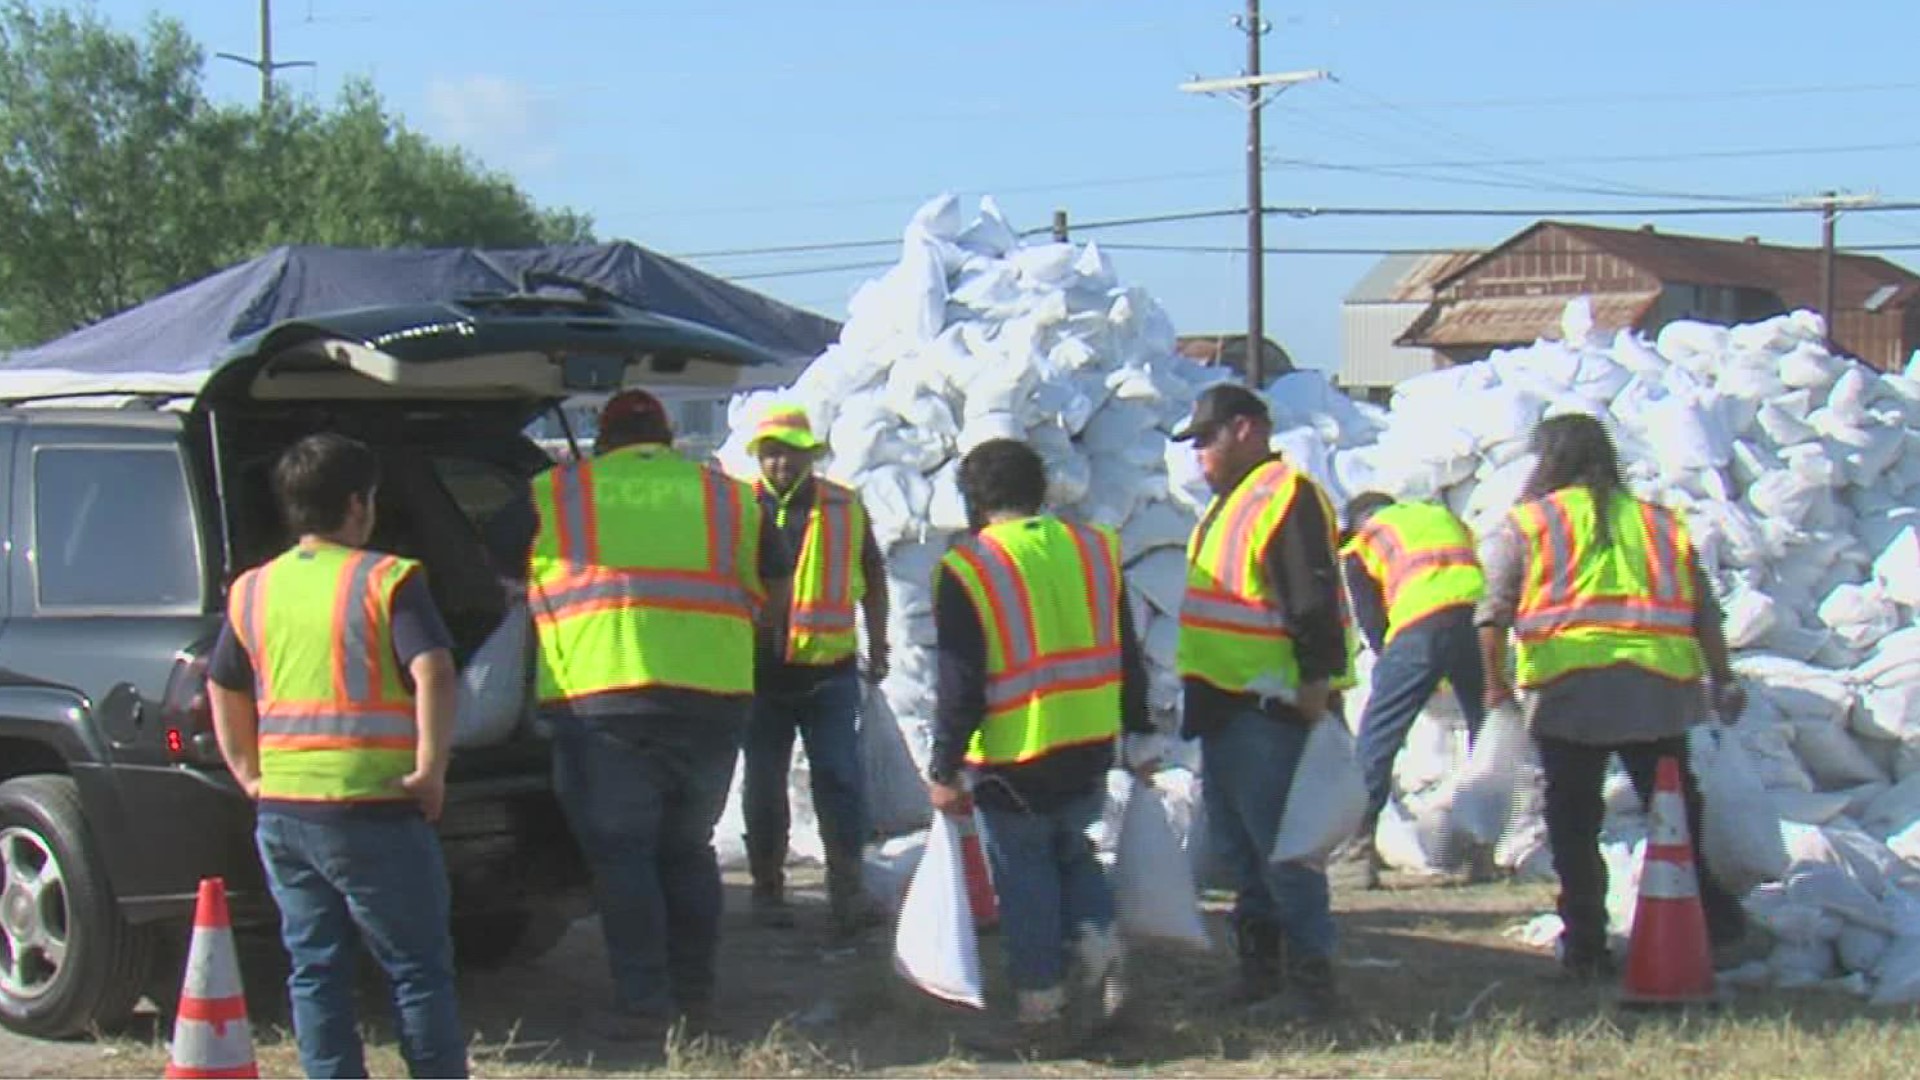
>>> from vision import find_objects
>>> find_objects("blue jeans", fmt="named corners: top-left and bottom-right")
top-left (745, 668), bottom-right (866, 864)
top-left (974, 789), bottom-right (1114, 992)
top-left (550, 714), bottom-right (740, 1016)
top-left (1356, 606), bottom-right (1487, 820)
top-left (1201, 709), bottom-right (1337, 962)
top-left (255, 810), bottom-right (466, 1080)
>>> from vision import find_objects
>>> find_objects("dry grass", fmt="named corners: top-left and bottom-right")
top-left (79, 878), bottom-right (1920, 1079)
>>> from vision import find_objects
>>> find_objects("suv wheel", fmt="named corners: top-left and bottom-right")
top-left (0, 776), bottom-right (152, 1037)
top-left (452, 906), bottom-right (573, 969)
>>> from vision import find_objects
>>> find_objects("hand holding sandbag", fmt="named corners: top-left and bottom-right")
top-left (1449, 701), bottom-right (1529, 847)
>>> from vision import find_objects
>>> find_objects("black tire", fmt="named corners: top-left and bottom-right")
top-left (451, 906), bottom-right (573, 969)
top-left (0, 775), bottom-right (153, 1038)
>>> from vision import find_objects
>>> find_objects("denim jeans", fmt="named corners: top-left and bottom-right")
top-left (549, 713), bottom-right (741, 1016)
top-left (974, 788), bottom-right (1114, 992)
top-left (744, 667), bottom-right (866, 864)
top-left (1355, 606), bottom-right (1487, 820)
top-left (254, 810), bottom-right (466, 1080)
top-left (1536, 734), bottom-right (1747, 961)
top-left (1201, 708), bottom-right (1337, 962)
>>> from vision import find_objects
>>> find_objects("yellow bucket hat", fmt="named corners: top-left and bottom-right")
top-left (748, 405), bottom-right (825, 452)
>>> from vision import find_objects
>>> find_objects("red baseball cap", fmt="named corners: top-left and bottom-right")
top-left (599, 389), bottom-right (668, 430)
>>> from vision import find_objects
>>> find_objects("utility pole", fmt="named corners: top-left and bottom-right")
top-left (1180, 8), bottom-right (1326, 388)
top-left (216, 0), bottom-right (314, 109)
top-left (1052, 209), bottom-right (1070, 243)
top-left (1791, 190), bottom-right (1879, 344)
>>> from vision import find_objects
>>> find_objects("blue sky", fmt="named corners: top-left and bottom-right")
top-left (89, 0), bottom-right (1920, 371)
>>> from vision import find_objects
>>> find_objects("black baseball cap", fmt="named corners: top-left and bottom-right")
top-left (1171, 383), bottom-right (1271, 443)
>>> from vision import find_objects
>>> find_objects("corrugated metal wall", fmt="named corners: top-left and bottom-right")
top-left (1342, 302), bottom-right (1444, 389)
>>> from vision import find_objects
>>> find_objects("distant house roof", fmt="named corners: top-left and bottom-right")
top-left (1345, 250), bottom-right (1483, 305)
top-left (1409, 292), bottom-right (1662, 348)
top-left (1175, 334), bottom-right (1296, 376)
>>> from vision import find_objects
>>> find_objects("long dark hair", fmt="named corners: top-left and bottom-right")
top-left (1522, 413), bottom-right (1626, 545)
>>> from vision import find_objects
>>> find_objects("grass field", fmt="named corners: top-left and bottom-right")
top-left (75, 875), bottom-right (1920, 1079)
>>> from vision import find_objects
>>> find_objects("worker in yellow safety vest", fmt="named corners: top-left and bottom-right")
top-left (1171, 384), bottom-right (1348, 1021)
top-left (207, 432), bottom-right (468, 1079)
top-left (925, 438), bottom-right (1154, 1052)
top-left (527, 390), bottom-right (779, 1042)
top-left (1477, 412), bottom-right (1751, 979)
top-left (1329, 494), bottom-right (1489, 890)
top-left (742, 404), bottom-right (891, 938)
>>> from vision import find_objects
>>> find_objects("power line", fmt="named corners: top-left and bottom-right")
top-left (725, 259), bottom-right (899, 281)
top-left (1102, 243), bottom-right (1478, 256)
top-left (673, 237), bottom-right (902, 259)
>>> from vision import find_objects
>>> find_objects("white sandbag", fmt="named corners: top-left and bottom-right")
top-left (1856, 686), bottom-right (1920, 743)
top-left (1129, 549), bottom-right (1187, 617)
top-left (1793, 719), bottom-right (1888, 788)
top-left (894, 811), bottom-right (985, 1009)
top-left (1270, 716), bottom-right (1368, 865)
top-left (862, 684), bottom-right (932, 837)
top-left (1119, 500), bottom-right (1194, 563)
top-left (1779, 342), bottom-right (1845, 392)
top-left (1817, 582), bottom-right (1899, 651)
top-left (1837, 923), bottom-right (1893, 975)
top-left (1114, 777), bottom-right (1211, 950)
top-left (1772, 789), bottom-right (1855, 826)
top-left (864, 832), bottom-right (928, 917)
top-left (1450, 702), bottom-right (1529, 846)
top-left (453, 600), bottom-right (529, 749)
top-left (1868, 935), bottom-right (1920, 1005)
top-left (1690, 725), bottom-right (1789, 893)
top-left (1860, 773), bottom-right (1920, 837)
top-left (1873, 527), bottom-right (1920, 607)
top-left (1720, 585), bottom-right (1780, 651)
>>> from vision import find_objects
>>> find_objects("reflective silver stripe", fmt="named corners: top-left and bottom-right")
top-left (1181, 592), bottom-right (1286, 632)
top-left (984, 652), bottom-right (1123, 709)
top-left (1648, 790), bottom-right (1690, 845)
top-left (791, 607), bottom-right (857, 632)
top-left (558, 464), bottom-right (594, 564)
top-left (540, 573), bottom-right (748, 615)
top-left (1070, 524), bottom-right (1117, 640)
top-left (705, 469), bottom-right (739, 577)
top-left (955, 537), bottom-right (1037, 667)
top-left (1539, 498), bottom-right (1574, 608)
top-left (1515, 601), bottom-right (1695, 635)
top-left (1639, 860), bottom-right (1700, 901)
top-left (339, 554), bottom-right (381, 704)
top-left (1645, 507), bottom-right (1683, 603)
top-left (819, 487), bottom-right (849, 603)
top-left (259, 709), bottom-right (414, 741)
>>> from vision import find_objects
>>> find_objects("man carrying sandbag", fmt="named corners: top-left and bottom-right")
top-left (1478, 412), bottom-right (1752, 979)
top-left (743, 404), bottom-right (892, 939)
top-left (528, 391), bottom-right (782, 1040)
top-left (925, 438), bottom-right (1155, 1050)
top-left (1331, 493), bottom-right (1489, 889)
top-left (1172, 384), bottom-right (1348, 1021)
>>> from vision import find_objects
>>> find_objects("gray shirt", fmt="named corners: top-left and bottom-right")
top-left (1476, 517), bottom-right (1716, 746)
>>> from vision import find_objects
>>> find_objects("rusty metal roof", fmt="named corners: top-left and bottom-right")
top-left (1398, 292), bottom-right (1662, 348)
top-left (1346, 250), bottom-right (1484, 304)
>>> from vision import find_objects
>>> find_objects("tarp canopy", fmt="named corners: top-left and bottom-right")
top-left (0, 243), bottom-right (843, 398)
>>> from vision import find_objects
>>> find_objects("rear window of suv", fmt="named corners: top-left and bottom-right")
top-left (34, 446), bottom-right (203, 611)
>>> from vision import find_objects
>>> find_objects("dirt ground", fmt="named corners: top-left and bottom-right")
top-left (22, 866), bottom-right (1920, 1078)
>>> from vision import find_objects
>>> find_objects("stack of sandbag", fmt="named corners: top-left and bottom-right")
top-left (710, 194), bottom-right (1226, 870)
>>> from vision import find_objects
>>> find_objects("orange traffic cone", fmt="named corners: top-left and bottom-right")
top-left (953, 811), bottom-right (999, 931)
top-left (1619, 757), bottom-right (1717, 1005)
top-left (166, 878), bottom-right (258, 1079)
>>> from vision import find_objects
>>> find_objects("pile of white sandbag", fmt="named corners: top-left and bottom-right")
top-left (1271, 298), bottom-right (1920, 1001)
top-left (709, 194), bottom-right (1224, 871)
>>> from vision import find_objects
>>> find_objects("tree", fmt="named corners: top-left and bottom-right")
top-left (0, 1), bottom-right (594, 347)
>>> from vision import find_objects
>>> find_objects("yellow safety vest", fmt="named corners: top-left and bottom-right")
top-left (1510, 487), bottom-right (1704, 689)
top-left (529, 444), bottom-right (764, 703)
top-left (229, 543), bottom-right (419, 803)
top-left (764, 478), bottom-right (868, 666)
top-left (941, 517), bottom-right (1124, 767)
top-left (1343, 502), bottom-right (1486, 645)
top-left (1177, 458), bottom-right (1307, 696)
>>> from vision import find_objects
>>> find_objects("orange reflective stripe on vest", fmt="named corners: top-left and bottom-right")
top-left (1176, 459), bottom-right (1304, 695)
top-left (1345, 502), bottom-right (1485, 644)
top-left (772, 480), bottom-right (867, 665)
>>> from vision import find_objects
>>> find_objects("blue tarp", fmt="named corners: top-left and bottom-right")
top-left (3, 243), bottom-right (843, 380)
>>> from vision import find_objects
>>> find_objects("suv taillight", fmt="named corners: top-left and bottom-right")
top-left (161, 650), bottom-right (222, 765)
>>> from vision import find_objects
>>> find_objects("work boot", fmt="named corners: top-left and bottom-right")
top-left (1255, 956), bottom-right (1339, 1024)
top-left (1224, 916), bottom-right (1285, 1005)
top-left (748, 844), bottom-right (797, 930)
top-left (825, 851), bottom-right (884, 941)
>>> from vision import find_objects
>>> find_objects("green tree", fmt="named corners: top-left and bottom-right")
top-left (0, 1), bottom-right (594, 347)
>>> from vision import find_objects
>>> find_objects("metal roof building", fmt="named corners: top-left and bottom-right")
top-left (1340, 250), bottom-right (1482, 402)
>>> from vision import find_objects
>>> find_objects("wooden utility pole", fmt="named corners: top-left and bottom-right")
top-left (1179, 14), bottom-right (1325, 388)
top-left (1792, 190), bottom-right (1879, 343)
top-left (216, 0), bottom-right (314, 108)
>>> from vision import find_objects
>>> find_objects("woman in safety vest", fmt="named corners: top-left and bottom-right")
top-left (926, 439), bottom-right (1155, 1053)
top-left (1477, 413), bottom-right (1751, 978)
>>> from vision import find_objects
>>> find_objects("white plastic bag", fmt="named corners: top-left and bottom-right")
top-left (1450, 702), bottom-right (1530, 845)
top-left (894, 812), bottom-right (985, 1009)
top-left (1690, 725), bottom-right (1789, 893)
top-left (453, 600), bottom-right (529, 749)
top-left (860, 684), bottom-right (932, 837)
top-left (1270, 716), bottom-right (1367, 865)
top-left (1114, 777), bottom-right (1211, 950)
